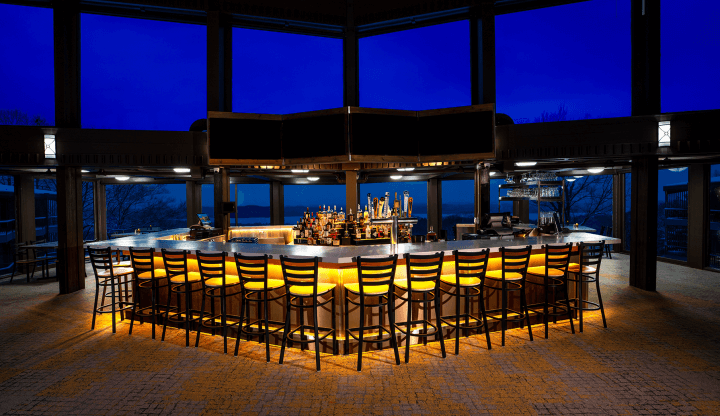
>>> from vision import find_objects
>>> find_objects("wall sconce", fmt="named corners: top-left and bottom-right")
top-left (658, 121), bottom-right (671, 147)
top-left (44, 135), bottom-right (56, 159)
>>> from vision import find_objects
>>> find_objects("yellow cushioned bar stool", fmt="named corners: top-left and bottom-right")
top-left (128, 247), bottom-right (169, 339)
top-left (484, 245), bottom-right (533, 346)
top-left (234, 253), bottom-right (286, 362)
top-left (393, 252), bottom-right (447, 364)
top-left (525, 243), bottom-right (575, 339)
top-left (567, 241), bottom-right (607, 332)
top-left (160, 249), bottom-right (203, 347)
top-left (279, 255), bottom-right (337, 372)
top-left (194, 250), bottom-right (243, 354)
top-left (439, 248), bottom-right (492, 355)
top-left (344, 254), bottom-right (400, 371)
top-left (88, 247), bottom-right (135, 334)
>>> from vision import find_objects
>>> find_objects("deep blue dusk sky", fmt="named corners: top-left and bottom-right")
top-left (1, 0), bottom-right (719, 210)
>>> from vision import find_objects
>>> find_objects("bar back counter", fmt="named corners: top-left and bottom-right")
top-left (88, 229), bottom-right (620, 354)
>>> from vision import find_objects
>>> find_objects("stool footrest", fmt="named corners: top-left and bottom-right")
top-left (569, 298), bottom-right (602, 311)
top-left (440, 313), bottom-right (487, 330)
top-left (95, 301), bottom-right (134, 314)
top-left (526, 302), bottom-right (571, 316)
top-left (394, 319), bottom-right (440, 338)
top-left (165, 308), bottom-right (203, 324)
top-left (240, 319), bottom-right (285, 337)
top-left (486, 308), bottom-right (529, 322)
top-left (346, 325), bottom-right (394, 343)
top-left (285, 325), bottom-right (335, 344)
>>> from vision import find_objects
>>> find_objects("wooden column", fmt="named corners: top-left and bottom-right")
top-left (93, 181), bottom-right (107, 241)
top-left (207, 10), bottom-right (232, 112)
top-left (213, 168), bottom-right (229, 233)
top-left (57, 167), bottom-right (85, 294)
top-left (344, 0), bottom-right (359, 107)
top-left (270, 182), bottom-right (285, 225)
top-left (427, 179), bottom-right (442, 234)
top-left (53, 0), bottom-right (81, 128)
top-left (612, 173), bottom-right (625, 252)
top-left (345, 171), bottom-right (359, 217)
top-left (687, 164), bottom-right (709, 269)
top-left (474, 165), bottom-right (490, 230)
top-left (13, 175), bottom-right (36, 244)
top-left (630, 156), bottom-right (658, 291)
top-left (186, 181), bottom-right (202, 227)
top-left (631, 0), bottom-right (660, 116)
top-left (470, 1), bottom-right (496, 106)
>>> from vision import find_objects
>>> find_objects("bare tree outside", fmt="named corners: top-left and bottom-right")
top-left (549, 175), bottom-right (613, 226)
top-left (106, 184), bottom-right (186, 233)
top-left (0, 109), bottom-right (48, 126)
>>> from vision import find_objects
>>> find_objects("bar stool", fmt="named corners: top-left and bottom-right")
top-left (484, 245), bottom-right (533, 346)
top-left (234, 253), bottom-right (286, 362)
top-left (393, 252), bottom-right (446, 364)
top-left (344, 254), bottom-right (400, 371)
top-left (567, 241), bottom-right (607, 332)
top-left (160, 249), bottom-right (203, 347)
top-left (439, 248), bottom-right (492, 355)
top-left (88, 247), bottom-right (135, 333)
top-left (194, 251), bottom-right (243, 354)
top-left (278, 255), bottom-right (337, 372)
top-left (128, 247), bottom-right (169, 339)
top-left (525, 243), bottom-right (575, 338)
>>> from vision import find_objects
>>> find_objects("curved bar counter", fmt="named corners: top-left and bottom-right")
top-left (90, 229), bottom-right (621, 353)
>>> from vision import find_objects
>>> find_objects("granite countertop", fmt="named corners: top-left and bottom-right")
top-left (87, 228), bottom-right (621, 264)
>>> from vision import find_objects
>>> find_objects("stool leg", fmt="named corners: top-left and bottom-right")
top-left (405, 290), bottom-right (411, 363)
top-left (434, 286), bottom-right (446, 358)
top-left (479, 284), bottom-right (491, 350)
top-left (236, 288), bottom-right (246, 355)
top-left (313, 297), bottom-right (321, 372)
top-left (151, 279), bottom-right (157, 340)
top-left (246, 293), bottom-right (252, 342)
top-left (331, 287), bottom-right (337, 356)
top-left (389, 290), bottom-right (400, 365)
top-left (455, 286), bottom-right (460, 356)
top-left (344, 288), bottom-right (350, 355)
top-left (129, 279), bottom-right (137, 336)
top-left (196, 289), bottom-right (206, 348)
top-left (501, 281), bottom-right (507, 347)
top-left (279, 294), bottom-right (291, 365)
top-left (578, 276), bottom-right (584, 333)
top-left (110, 278), bottom-right (117, 334)
top-left (300, 297), bottom-right (306, 352)
top-left (464, 287), bottom-right (470, 338)
top-left (91, 280), bottom-right (100, 330)
top-left (423, 292), bottom-right (428, 346)
top-left (221, 287), bottom-right (228, 354)
top-left (378, 294), bottom-right (384, 351)
top-left (521, 284), bottom-right (533, 341)
top-left (596, 275), bottom-right (607, 328)
top-left (263, 290), bottom-right (271, 362)
top-left (357, 293), bottom-right (365, 372)
top-left (544, 277), bottom-right (549, 339)
top-left (563, 279), bottom-right (575, 334)
top-left (210, 289), bottom-right (216, 337)
top-left (185, 286), bottom-right (191, 347)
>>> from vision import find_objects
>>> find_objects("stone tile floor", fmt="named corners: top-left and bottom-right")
top-left (0, 254), bottom-right (719, 415)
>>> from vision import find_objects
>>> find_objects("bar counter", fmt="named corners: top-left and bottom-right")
top-left (91, 229), bottom-right (620, 353)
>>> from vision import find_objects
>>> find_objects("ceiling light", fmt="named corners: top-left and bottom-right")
top-left (489, 172), bottom-right (497, 176)
top-left (173, 168), bottom-right (191, 173)
top-left (668, 167), bottom-right (687, 173)
top-left (390, 175), bottom-right (403, 180)
top-left (43, 135), bottom-right (56, 159)
top-left (81, 170), bottom-right (89, 173)
top-left (115, 176), bottom-right (130, 181)
top-left (587, 168), bottom-right (605, 174)
top-left (574, 176), bottom-right (583, 178)
top-left (397, 167), bottom-right (415, 172)
top-left (658, 121), bottom-right (671, 147)
top-left (307, 177), bottom-right (319, 181)
top-left (291, 169), bottom-right (309, 173)
top-left (565, 178), bottom-right (576, 182)
top-left (515, 161), bottom-right (537, 167)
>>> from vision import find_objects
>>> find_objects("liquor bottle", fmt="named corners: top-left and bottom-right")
top-left (365, 223), bottom-right (371, 239)
top-left (427, 225), bottom-right (437, 242)
top-left (339, 207), bottom-right (345, 221)
top-left (364, 205), bottom-right (369, 221)
top-left (348, 208), bottom-right (354, 223)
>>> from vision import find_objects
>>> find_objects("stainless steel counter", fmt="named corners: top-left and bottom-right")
top-left (88, 228), bottom-right (621, 264)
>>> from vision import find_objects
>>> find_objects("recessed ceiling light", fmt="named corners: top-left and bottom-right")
top-left (115, 176), bottom-right (130, 181)
top-left (566, 178), bottom-right (576, 182)
top-left (515, 161), bottom-right (537, 167)
top-left (307, 177), bottom-right (320, 181)
top-left (390, 175), bottom-right (403, 180)
top-left (587, 168), bottom-right (605, 174)
top-left (173, 168), bottom-right (191, 173)
top-left (574, 176), bottom-right (583, 179)
top-left (397, 167), bottom-right (415, 172)
top-left (81, 170), bottom-right (89, 173)
top-left (291, 169), bottom-right (309, 173)
top-left (489, 172), bottom-right (497, 176)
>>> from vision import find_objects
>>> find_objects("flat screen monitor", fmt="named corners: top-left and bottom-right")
top-left (196, 213), bottom-right (211, 227)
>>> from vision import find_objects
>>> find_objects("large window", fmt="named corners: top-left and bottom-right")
top-left (442, 180), bottom-right (473, 240)
top-left (659, 167), bottom-right (689, 261)
top-left (107, 184), bottom-right (185, 234)
top-left (0, 4), bottom-right (54, 126)
top-left (360, 181), bottom-right (427, 235)
top-left (359, 21), bottom-right (470, 110)
top-left (496, 0), bottom-right (630, 123)
top-left (233, 29), bottom-right (342, 114)
top-left (285, 184), bottom-right (345, 225)
top-left (709, 165), bottom-right (720, 269)
top-left (661, 0), bottom-right (720, 113)
top-left (233, 184), bottom-right (269, 226)
top-left (0, 177), bottom-right (15, 271)
top-left (81, 14), bottom-right (206, 130)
